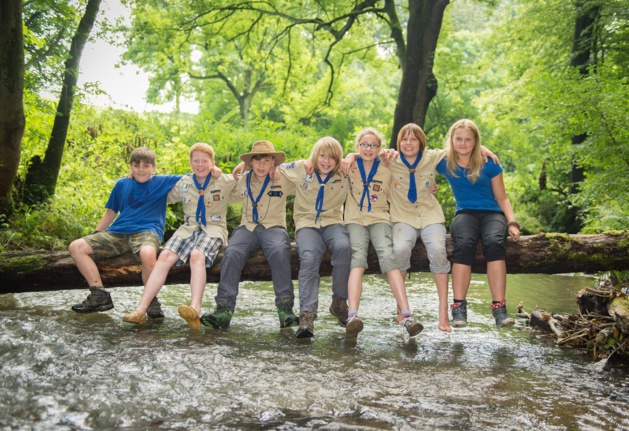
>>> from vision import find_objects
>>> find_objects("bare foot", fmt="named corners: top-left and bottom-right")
top-left (439, 322), bottom-right (452, 333)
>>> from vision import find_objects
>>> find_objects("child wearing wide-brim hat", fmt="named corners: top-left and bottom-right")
top-left (239, 140), bottom-right (286, 167)
top-left (201, 139), bottom-right (298, 331)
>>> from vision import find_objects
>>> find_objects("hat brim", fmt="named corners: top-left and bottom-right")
top-left (240, 152), bottom-right (286, 167)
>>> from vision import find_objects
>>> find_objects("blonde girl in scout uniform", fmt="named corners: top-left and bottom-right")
top-left (280, 137), bottom-right (350, 338)
top-left (123, 143), bottom-right (237, 328)
top-left (344, 127), bottom-right (424, 339)
top-left (201, 140), bottom-right (300, 330)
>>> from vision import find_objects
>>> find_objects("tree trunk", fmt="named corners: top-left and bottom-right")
top-left (1, 232), bottom-right (627, 294)
top-left (23, 0), bottom-right (102, 204)
top-left (565, 0), bottom-right (601, 232)
top-left (0, 0), bottom-right (25, 217)
top-left (389, 0), bottom-right (449, 148)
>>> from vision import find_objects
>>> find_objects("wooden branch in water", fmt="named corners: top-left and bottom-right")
top-left (0, 232), bottom-right (628, 293)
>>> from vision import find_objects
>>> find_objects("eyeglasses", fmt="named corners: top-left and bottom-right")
top-left (359, 142), bottom-right (381, 150)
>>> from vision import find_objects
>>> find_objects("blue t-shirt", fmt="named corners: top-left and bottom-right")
top-left (105, 175), bottom-right (182, 241)
top-left (436, 158), bottom-right (503, 212)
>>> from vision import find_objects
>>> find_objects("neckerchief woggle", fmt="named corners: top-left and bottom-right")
top-left (314, 171), bottom-right (333, 223)
top-left (246, 170), bottom-right (271, 223)
top-left (357, 157), bottom-right (380, 212)
top-left (193, 174), bottom-right (212, 226)
top-left (399, 152), bottom-right (422, 203)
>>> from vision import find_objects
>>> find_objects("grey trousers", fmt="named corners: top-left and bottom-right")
top-left (295, 224), bottom-right (350, 314)
top-left (214, 225), bottom-right (295, 312)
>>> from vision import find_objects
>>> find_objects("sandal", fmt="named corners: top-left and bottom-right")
top-left (122, 310), bottom-right (147, 325)
top-left (178, 305), bottom-right (201, 330)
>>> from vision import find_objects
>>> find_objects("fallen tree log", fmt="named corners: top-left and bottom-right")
top-left (1, 232), bottom-right (627, 294)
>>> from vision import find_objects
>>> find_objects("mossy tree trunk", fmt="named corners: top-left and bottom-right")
top-left (0, 0), bottom-right (25, 217)
top-left (1, 232), bottom-right (628, 294)
top-left (23, 0), bottom-right (102, 204)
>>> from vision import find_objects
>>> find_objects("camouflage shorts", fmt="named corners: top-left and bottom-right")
top-left (84, 231), bottom-right (161, 262)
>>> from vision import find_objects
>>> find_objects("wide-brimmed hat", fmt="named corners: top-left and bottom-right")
top-left (240, 140), bottom-right (286, 167)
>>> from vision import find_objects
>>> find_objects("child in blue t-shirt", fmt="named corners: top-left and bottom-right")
top-left (435, 119), bottom-right (521, 328)
top-left (68, 147), bottom-right (181, 316)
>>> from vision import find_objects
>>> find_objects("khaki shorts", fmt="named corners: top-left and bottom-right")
top-left (84, 231), bottom-right (160, 262)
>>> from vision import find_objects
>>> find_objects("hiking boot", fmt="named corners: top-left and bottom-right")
top-left (401, 316), bottom-right (424, 337)
top-left (72, 287), bottom-right (114, 313)
top-left (491, 302), bottom-right (515, 328)
top-left (147, 296), bottom-right (165, 319)
top-left (296, 311), bottom-right (315, 338)
top-left (123, 310), bottom-right (147, 325)
top-left (277, 302), bottom-right (299, 328)
top-left (346, 315), bottom-right (363, 338)
top-left (200, 303), bottom-right (233, 329)
top-left (451, 300), bottom-right (468, 328)
top-left (329, 298), bottom-right (348, 326)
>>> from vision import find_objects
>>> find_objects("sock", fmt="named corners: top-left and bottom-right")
top-left (401, 309), bottom-right (412, 318)
top-left (492, 300), bottom-right (500, 304)
top-left (454, 299), bottom-right (465, 303)
top-left (348, 309), bottom-right (358, 318)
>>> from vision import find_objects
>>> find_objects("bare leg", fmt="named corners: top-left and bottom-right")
top-left (386, 268), bottom-right (411, 312)
top-left (68, 239), bottom-right (102, 287)
top-left (135, 250), bottom-right (179, 313)
top-left (139, 245), bottom-right (158, 286)
top-left (452, 263), bottom-right (472, 300)
top-left (188, 249), bottom-right (207, 315)
top-left (486, 260), bottom-right (507, 302)
top-left (348, 267), bottom-right (365, 311)
top-left (434, 272), bottom-right (452, 332)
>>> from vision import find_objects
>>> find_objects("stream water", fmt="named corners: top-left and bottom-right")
top-left (1, 273), bottom-right (628, 430)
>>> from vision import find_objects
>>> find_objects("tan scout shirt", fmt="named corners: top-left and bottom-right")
top-left (345, 159), bottom-right (391, 226)
top-left (167, 174), bottom-right (238, 243)
top-left (234, 171), bottom-right (296, 231)
top-left (280, 160), bottom-right (348, 232)
top-left (388, 149), bottom-right (447, 229)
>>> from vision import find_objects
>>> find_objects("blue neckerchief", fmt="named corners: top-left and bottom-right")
top-left (193, 174), bottom-right (212, 226)
top-left (400, 152), bottom-right (422, 203)
top-left (246, 170), bottom-right (271, 223)
top-left (357, 157), bottom-right (380, 212)
top-left (314, 171), bottom-right (333, 223)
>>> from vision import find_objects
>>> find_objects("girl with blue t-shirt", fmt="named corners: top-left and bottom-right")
top-left (436, 119), bottom-right (521, 328)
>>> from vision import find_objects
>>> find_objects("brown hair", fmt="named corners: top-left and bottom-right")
top-left (397, 123), bottom-right (427, 153)
top-left (129, 147), bottom-right (156, 165)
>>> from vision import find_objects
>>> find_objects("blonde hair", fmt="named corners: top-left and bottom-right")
top-left (397, 123), bottom-right (426, 152)
top-left (445, 119), bottom-right (484, 183)
top-left (189, 142), bottom-right (215, 162)
top-left (129, 147), bottom-right (156, 165)
top-left (355, 127), bottom-right (385, 153)
top-left (310, 136), bottom-right (343, 174)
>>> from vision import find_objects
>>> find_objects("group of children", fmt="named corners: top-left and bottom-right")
top-left (69, 119), bottom-right (521, 339)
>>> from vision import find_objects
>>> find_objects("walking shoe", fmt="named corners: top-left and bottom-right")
top-left (451, 300), bottom-right (468, 328)
top-left (178, 305), bottom-right (201, 330)
top-left (71, 287), bottom-right (114, 313)
top-left (346, 315), bottom-right (363, 338)
top-left (123, 310), bottom-right (147, 324)
top-left (296, 311), bottom-right (315, 339)
top-left (277, 302), bottom-right (299, 328)
top-left (147, 296), bottom-right (165, 319)
top-left (401, 316), bottom-right (424, 337)
top-left (200, 304), bottom-right (233, 329)
top-left (329, 298), bottom-right (349, 326)
top-left (491, 301), bottom-right (515, 328)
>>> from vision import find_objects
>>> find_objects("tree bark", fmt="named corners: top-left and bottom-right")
top-left (389, 0), bottom-right (449, 147)
top-left (23, 0), bottom-right (102, 204)
top-left (0, 0), bottom-right (25, 217)
top-left (565, 0), bottom-right (601, 232)
top-left (1, 232), bottom-right (627, 294)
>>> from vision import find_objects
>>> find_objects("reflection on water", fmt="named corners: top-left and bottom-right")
top-left (1, 273), bottom-right (629, 430)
